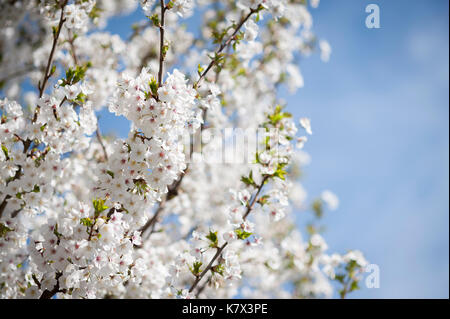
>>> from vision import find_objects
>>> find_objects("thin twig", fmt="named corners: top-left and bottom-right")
top-left (138, 167), bottom-right (188, 239)
top-left (38, 0), bottom-right (68, 98)
top-left (96, 124), bottom-right (108, 161)
top-left (139, 197), bottom-right (166, 236)
top-left (194, 5), bottom-right (262, 88)
top-left (188, 175), bottom-right (269, 294)
top-left (1, 1), bottom-right (68, 222)
top-left (189, 242), bottom-right (228, 293)
top-left (243, 175), bottom-right (268, 219)
top-left (68, 30), bottom-right (79, 66)
top-left (33, 0), bottom-right (68, 123)
top-left (157, 0), bottom-right (166, 86)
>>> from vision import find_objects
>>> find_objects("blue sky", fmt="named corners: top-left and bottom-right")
top-left (290, 0), bottom-right (449, 298)
top-left (99, 1), bottom-right (449, 298)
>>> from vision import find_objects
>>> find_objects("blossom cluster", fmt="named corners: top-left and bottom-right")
top-left (0, 0), bottom-right (367, 299)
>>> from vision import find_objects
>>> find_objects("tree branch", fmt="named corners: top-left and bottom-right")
top-left (189, 242), bottom-right (228, 293)
top-left (157, 0), bottom-right (166, 86)
top-left (33, 0), bottom-right (69, 123)
top-left (68, 30), bottom-right (79, 66)
top-left (138, 4), bottom-right (263, 245)
top-left (38, 0), bottom-right (68, 98)
top-left (188, 175), bottom-right (269, 294)
top-left (39, 272), bottom-right (64, 299)
top-left (96, 124), bottom-right (108, 161)
top-left (194, 5), bottom-right (262, 88)
top-left (0, 195), bottom-right (11, 220)
top-left (138, 168), bottom-right (188, 239)
top-left (195, 275), bottom-right (211, 297)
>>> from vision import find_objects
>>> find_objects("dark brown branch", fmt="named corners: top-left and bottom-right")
top-left (0, 195), bottom-right (11, 220)
top-left (188, 175), bottom-right (269, 295)
top-left (33, 0), bottom-right (68, 123)
top-left (138, 49), bottom-right (158, 73)
top-left (38, 0), bottom-right (68, 98)
top-left (68, 30), bottom-right (79, 66)
top-left (243, 175), bottom-right (269, 219)
top-left (138, 167), bottom-right (188, 238)
top-left (194, 5), bottom-right (262, 88)
top-left (96, 124), bottom-right (108, 161)
top-left (139, 197), bottom-right (166, 236)
top-left (39, 272), bottom-right (65, 299)
top-left (195, 275), bottom-right (212, 297)
top-left (189, 242), bottom-right (228, 293)
top-left (157, 0), bottom-right (166, 86)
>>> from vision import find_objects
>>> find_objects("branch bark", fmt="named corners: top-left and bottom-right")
top-left (33, 0), bottom-right (69, 123)
top-left (96, 124), bottom-right (108, 161)
top-left (38, 0), bottom-right (68, 98)
top-left (39, 272), bottom-right (64, 299)
top-left (157, 0), bottom-right (166, 86)
top-left (194, 5), bottom-right (262, 88)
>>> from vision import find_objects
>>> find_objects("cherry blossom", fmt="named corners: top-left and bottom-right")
top-left (0, 0), bottom-right (366, 299)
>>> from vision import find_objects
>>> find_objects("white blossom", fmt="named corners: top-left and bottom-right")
top-left (299, 117), bottom-right (313, 135)
top-left (0, 0), bottom-right (366, 300)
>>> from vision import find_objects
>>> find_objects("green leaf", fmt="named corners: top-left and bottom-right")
top-left (190, 261), bottom-right (203, 276)
top-left (88, 5), bottom-right (102, 19)
top-left (273, 162), bottom-right (288, 180)
top-left (1, 144), bottom-right (9, 160)
top-left (235, 228), bottom-right (252, 240)
top-left (149, 14), bottom-right (160, 26)
top-left (257, 194), bottom-right (269, 206)
top-left (53, 223), bottom-right (63, 239)
top-left (267, 105), bottom-right (292, 126)
top-left (334, 274), bottom-right (345, 284)
top-left (212, 264), bottom-right (225, 276)
top-left (50, 65), bottom-right (56, 76)
top-left (312, 199), bottom-right (323, 218)
top-left (206, 230), bottom-right (218, 247)
top-left (106, 170), bottom-right (115, 178)
top-left (62, 63), bottom-right (91, 86)
top-left (0, 223), bottom-right (13, 238)
top-left (75, 92), bottom-right (86, 104)
top-left (197, 63), bottom-right (204, 76)
top-left (149, 78), bottom-right (158, 96)
top-left (80, 218), bottom-right (93, 227)
top-left (133, 179), bottom-right (149, 196)
top-left (241, 170), bottom-right (256, 187)
top-left (92, 198), bottom-right (108, 216)
top-left (350, 280), bottom-right (360, 292)
top-left (162, 44), bottom-right (169, 59)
